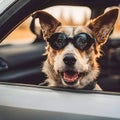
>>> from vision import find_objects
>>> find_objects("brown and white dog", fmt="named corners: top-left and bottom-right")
top-left (34, 8), bottom-right (118, 90)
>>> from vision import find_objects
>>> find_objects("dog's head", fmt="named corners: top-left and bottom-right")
top-left (35, 9), bottom-right (118, 88)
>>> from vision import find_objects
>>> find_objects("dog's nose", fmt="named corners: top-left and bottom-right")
top-left (63, 54), bottom-right (76, 66)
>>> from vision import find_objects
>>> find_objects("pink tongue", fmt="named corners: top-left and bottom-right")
top-left (64, 72), bottom-right (78, 82)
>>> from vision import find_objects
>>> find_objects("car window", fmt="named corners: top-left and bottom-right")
top-left (1, 17), bottom-right (35, 45)
top-left (0, 5), bottom-right (120, 93)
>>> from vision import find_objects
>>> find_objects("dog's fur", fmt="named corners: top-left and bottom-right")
top-left (34, 8), bottom-right (118, 90)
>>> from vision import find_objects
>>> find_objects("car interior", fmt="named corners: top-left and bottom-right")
top-left (0, 0), bottom-right (120, 92)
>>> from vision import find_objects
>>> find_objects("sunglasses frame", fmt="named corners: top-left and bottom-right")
top-left (47, 32), bottom-right (95, 51)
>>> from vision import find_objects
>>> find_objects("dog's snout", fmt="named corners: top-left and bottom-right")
top-left (63, 54), bottom-right (76, 66)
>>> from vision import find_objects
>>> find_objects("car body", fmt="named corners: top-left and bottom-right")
top-left (0, 0), bottom-right (120, 120)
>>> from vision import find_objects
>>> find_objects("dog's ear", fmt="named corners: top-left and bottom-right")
top-left (87, 8), bottom-right (119, 45)
top-left (33, 11), bottom-right (61, 40)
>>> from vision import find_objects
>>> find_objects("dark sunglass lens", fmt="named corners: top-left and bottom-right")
top-left (48, 33), bottom-right (67, 50)
top-left (75, 33), bottom-right (94, 50)
top-left (76, 34), bottom-right (88, 50)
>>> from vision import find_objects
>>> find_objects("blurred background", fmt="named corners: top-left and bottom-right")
top-left (1, 5), bottom-right (120, 45)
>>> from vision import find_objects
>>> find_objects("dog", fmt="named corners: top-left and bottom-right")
top-left (33, 8), bottom-right (118, 90)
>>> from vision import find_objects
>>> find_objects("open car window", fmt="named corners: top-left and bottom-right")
top-left (0, 4), bottom-right (120, 93)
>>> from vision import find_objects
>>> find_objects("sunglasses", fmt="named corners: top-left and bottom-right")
top-left (47, 32), bottom-right (95, 51)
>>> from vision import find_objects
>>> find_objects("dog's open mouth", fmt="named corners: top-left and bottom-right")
top-left (61, 70), bottom-right (86, 85)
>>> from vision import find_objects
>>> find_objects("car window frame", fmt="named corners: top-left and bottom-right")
top-left (0, 82), bottom-right (120, 120)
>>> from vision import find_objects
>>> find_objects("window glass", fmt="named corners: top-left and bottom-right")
top-left (1, 17), bottom-right (35, 45)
